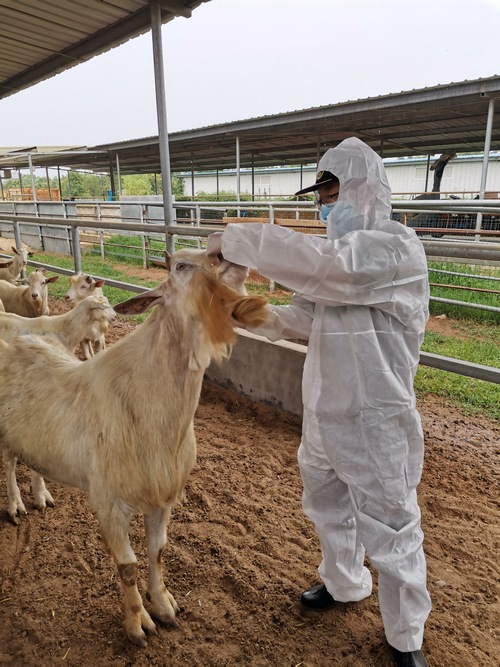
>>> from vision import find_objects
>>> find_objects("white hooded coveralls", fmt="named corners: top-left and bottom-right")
top-left (219, 138), bottom-right (432, 652)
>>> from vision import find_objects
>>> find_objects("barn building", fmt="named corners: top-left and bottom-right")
top-left (177, 153), bottom-right (500, 200)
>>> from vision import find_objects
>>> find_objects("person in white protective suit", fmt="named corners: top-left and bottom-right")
top-left (207, 137), bottom-right (432, 667)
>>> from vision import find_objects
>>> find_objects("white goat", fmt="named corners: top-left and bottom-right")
top-left (0, 246), bottom-right (32, 283)
top-left (0, 295), bottom-right (115, 353)
top-left (0, 248), bottom-right (268, 647)
top-left (65, 273), bottom-right (106, 358)
top-left (0, 268), bottom-right (59, 317)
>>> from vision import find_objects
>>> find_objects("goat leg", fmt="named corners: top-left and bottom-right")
top-left (3, 451), bottom-right (27, 524)
top-left (31, 471), bottom-right (55, 511)
top-left (144, 507), bottom-right (180, 627)
top-left (97, 506), bottom-right (157, 646)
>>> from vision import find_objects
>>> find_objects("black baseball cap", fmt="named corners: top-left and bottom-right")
top-left (295, 170), bottom-right (337, 196)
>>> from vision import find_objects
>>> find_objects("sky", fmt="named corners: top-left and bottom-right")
top-left (1, 0), bottom-right (500, 148)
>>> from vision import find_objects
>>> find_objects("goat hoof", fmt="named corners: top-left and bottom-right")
top-left (8, 504), bottom-right (27, 525)
top-left (127, 630), bottom-right (148, 648)
top-left (153, 613), bottom-right (179, 629)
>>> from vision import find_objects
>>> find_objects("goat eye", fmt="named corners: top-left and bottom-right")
top-left (176, 263), bottom-right (186, 271)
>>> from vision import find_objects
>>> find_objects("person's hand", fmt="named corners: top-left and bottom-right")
top-left (207, 232), bottom-right (223, 260)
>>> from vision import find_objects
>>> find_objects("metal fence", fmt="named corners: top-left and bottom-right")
top-left (0, 198), bottom-right (499, 384)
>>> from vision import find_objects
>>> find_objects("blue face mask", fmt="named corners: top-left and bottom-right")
top-left (320, 202), bottom-right (336, 223)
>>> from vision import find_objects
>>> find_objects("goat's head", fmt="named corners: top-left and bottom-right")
top-left (12, 246), bottom-right (32, 266)
top-left (65, 273), bottom-right (105, 304)
top-left (77, 295), bottom-right (116, 323)
top-left (27, 269), bottom-right (59, 311)
top-left (114, 251), bottom-right (269, 356)
top-left (158, 248), bottom-right (249, 295)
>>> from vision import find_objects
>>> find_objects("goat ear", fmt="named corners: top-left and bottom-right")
top-left (164, 251), bottom-right (171, 271)
top-left (114, 285), bottom-right (166, 315)
top-left (28, 251), bottom-right (34, 257)
top-left (95, 279), bottom-right (105, 288)
top-left (85, 275), bottom-right (93, 284)
top-left (11, 246), bottom-right (17, 254)
top-left (46, 275), bottom-right (59, 284)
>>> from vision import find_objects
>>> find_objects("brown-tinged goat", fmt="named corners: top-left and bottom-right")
top-left (0, 249), bottom-right (268, 646)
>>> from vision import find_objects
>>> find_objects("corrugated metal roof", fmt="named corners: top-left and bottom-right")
top-left (2, 75), bottom-right (497, 174)
top-left (0, 3), bottom-right (498, 175)
top-left (0, 0), bottom-right (209, 99)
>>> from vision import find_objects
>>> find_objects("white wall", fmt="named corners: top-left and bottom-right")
top-left (178, 155), bottom-right (500, 199)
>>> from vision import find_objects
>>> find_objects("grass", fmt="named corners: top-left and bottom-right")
top-left (417, 330), bottom-right (500, 420)
top-left (31, 250), bottom-right (158, 305)
top-left (427, 260), bottom-right (500, 324)
top-left (26, 246), bottom-right (500, 420)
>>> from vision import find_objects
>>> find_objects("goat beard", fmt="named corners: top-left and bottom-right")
top-left (194, 275), bottom-right (269, 348)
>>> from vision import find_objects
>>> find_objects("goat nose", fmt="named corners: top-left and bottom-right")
top-left (64, 295), bottom-right (70, 300)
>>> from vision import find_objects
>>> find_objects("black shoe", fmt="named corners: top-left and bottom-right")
top-left (300, 584), bottom-right (335, 610)
top-left (392, 648), bottom-right (428, 667)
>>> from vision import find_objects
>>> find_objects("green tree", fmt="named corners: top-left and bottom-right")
top-left (121, 173), bottom-right (184, 198)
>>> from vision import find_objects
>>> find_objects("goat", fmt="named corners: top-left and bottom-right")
top-left (0, 246), bottom-right (32, 283)
top-left (152, 248), bottom-right (249, 294)
top-left (0, 268), bottom-right (58, 317)
top-left (64, 273), bottom-right (106, 359)
top-left (0, 295), bottom-right (115, 353)
top-left (0, 249), bottom-right (269, 647)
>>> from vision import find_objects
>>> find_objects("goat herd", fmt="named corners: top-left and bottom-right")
top-left (0, 244), bottom-right (270, 647)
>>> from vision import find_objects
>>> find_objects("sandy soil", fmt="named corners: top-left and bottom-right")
top-left (0, 290), bottom-right (499, 667)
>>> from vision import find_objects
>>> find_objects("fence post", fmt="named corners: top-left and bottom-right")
top-left (13, 221), bottom-right (27, 279)
top-left (71, 226), bottom-right (82, 273)
top-left (195, 204), bottom-right (201, 249)
top-left (141, 205), bottom-right (147, 269)
top-left (269, 204), bottom-right (275, 292)
top-left (96, 203), bottom-right (105, 260)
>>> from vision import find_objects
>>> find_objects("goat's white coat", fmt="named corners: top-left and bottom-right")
top-left (0, 295), bottom-right (115, 352)
top-left (0, 268), bottom-right (58, 317)
top-left (0, 249), bottom-right (266, 647)
top-left (64, 273), bottom-right (106, 358)
top-left (0, 246), bottom-right (31, 283)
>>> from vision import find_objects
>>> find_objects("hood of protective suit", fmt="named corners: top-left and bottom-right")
top-left (317, 137), bottom-right (393, 239)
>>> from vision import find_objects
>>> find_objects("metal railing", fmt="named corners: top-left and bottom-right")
top-left (0, 199), bottom-right (499, 384)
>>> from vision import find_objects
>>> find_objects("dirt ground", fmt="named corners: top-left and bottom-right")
top-left (0, 286), bottom-right (499, 667)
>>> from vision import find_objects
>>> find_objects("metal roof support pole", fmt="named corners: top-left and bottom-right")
top-left (191, 167), bottom-right (195, 197)
top-left (150, 0), bottom-right (175, 253)
top-left (251, 153), bottom-right (255, 200)
top-left (57, 167), bottom-right (62, 199)
top-left (109, 161), bottom-right (116, 201)
top-left (18, 170), bottom-right (23, 200)
top-left (28, 154), bottom-right (37, 203)
top-left (0, 175), bottom-right (4, 200)
top-left (67, 170), bottom-right (72, 199)
top-left (236, 135), bottom-right (241, 212)
top-left (216, 169), bottom-right (219, 198)
top-left (424, 155), bottom-right (430, 192)
top-left (45, 166), bottom-right (52, 200)
top-left (475, 96), bottom-right (496, 241)
top-left (299, 164), bottom-right (303, 192)
top-left (116, 154), bottom-right (122, 200)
